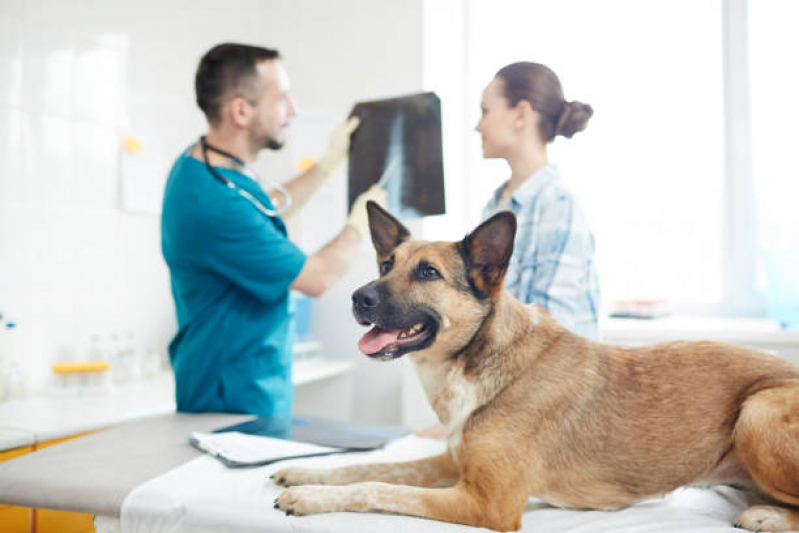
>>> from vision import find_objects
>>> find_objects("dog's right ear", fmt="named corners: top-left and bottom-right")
top-left (460, 211), bottom-right (517, 297)
top-left (366, 201), bottom-right (410, 257)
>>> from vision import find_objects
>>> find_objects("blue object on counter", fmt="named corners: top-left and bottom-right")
top-left (763, 248), bottom-right (799, 329)
top-left (292, 293), bottom-right (313, 341)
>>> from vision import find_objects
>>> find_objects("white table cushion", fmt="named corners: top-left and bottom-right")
top-left (121, 435), bottom-right (761, 533)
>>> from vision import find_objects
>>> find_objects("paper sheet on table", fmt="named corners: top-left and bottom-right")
top-left (121, 435), bottom-right (763, 533)
top-left (190, 431), bottom-right (344, 467)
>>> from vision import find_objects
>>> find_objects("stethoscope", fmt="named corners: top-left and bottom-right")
top-left (199, 136), bottom-right (292, 217)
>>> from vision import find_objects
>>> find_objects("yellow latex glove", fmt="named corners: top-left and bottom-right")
top-left (317, 116), bottom-right (360, 174)
top-left (347, 184), bottom-right (387, 237)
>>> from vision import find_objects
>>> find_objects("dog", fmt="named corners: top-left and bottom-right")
top-left (274, 201), bottom-right (799, 531)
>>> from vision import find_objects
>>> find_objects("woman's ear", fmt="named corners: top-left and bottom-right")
top-left (514, 99), bottom-right (535, 130)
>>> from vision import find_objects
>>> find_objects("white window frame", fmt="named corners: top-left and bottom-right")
top-left (721, 0), bottom-right (761, 317)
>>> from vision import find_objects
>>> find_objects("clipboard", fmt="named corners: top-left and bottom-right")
top-left (188, 431), bottom-right (348, 468)
top-left (190, 415), bottom-right (408, 468)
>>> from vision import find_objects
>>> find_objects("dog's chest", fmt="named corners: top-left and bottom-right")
top-left (414, 362), bottom-right (480, 453)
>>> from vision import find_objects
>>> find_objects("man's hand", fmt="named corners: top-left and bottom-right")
top-left (347, 184), bottom-right (387, 237)
top-left (317, 116), bottom-right (360, 174)
top-left (290, 184), bottom-right (385, 297)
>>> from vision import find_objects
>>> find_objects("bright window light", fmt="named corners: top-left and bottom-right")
top-left (465, 0), bottom-right (725, 307)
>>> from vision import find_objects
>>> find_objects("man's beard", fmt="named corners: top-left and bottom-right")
top-left (266, 138), bottom-right (284, 150)
top-left (250, 128), bottom-right (284, 151)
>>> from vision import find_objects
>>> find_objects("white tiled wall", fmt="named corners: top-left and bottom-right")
top-left (0, 0), bottom-right (267, 392)
top-left (0, 0), bottom-right (425, 415)
top-left (2, 1), bottom-right (191, 390)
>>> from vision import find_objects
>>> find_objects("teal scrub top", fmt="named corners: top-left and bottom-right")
top-left (161, 149), bottom-right (306, 416)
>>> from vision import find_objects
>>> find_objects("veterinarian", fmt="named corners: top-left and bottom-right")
top-left (161, 43), bottom-right (386, 416)
top-left (476, 61), bottom-right (601, 340)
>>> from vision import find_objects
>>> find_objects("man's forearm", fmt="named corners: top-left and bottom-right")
top-left (290, 225), bottom-right (363, 297)
top-left (314, 224), bottom-right (361, 283)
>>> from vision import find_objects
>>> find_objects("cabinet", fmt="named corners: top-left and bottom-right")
top-left (32, 432), bottom-right (96, 533)
top-left (0, 446), bottom-right (34, 533)
top-left (34, 509), bottom-right (95, 533)
top-left (0, 433), bottom-right (97, 533)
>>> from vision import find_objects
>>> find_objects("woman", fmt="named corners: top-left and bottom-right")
top-left (475, 62), bottom-right (601, 339)
top-left (417, 62), bottom-right (603, 441)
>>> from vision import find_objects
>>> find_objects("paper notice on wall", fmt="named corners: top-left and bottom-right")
top-left (119, 134), bottom-right (169, 214)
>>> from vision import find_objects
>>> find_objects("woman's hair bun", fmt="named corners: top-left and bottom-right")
top-left (555, 100), bottom-right (593, 138)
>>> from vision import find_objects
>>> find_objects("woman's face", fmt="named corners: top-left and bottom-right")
top-left (475, 78), bottom-right (518, 159)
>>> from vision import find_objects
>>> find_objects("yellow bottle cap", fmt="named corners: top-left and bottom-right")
top-left (52, 361), bottom-right (111, 374)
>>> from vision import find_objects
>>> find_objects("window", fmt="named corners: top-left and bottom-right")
top-left (424, 0), bottom-right (797, 317)
top-left (469, 0), bottom-right (724, 309)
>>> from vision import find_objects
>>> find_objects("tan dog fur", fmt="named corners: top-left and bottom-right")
top-left (274, 204), bottom-right (799, 531)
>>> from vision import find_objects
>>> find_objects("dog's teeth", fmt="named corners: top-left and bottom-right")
top-left (398, 324), bottom-right (425, 341)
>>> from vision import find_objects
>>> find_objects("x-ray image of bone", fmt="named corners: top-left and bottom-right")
top-left (376, 112), bottom-right (420, 218)
top-left (376, 155), bottom-right (425, 219)
top-left (347, 92), bottom-right (445, 220)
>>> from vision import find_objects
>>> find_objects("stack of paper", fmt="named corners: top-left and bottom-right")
top-left (189, 431), bottom-right (344, 468)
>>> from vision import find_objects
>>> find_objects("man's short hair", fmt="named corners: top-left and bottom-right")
top-left (195, 43), bottom-right (280, 124)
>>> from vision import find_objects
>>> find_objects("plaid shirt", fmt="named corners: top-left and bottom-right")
top-left (483, 165), bottom-right (601, 339)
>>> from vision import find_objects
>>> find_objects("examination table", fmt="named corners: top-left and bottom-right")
top-left (0, 412), bottom-right (766, 532)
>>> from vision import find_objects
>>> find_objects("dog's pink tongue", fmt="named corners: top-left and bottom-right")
top-left (358, 327), bottom-right (401, 355)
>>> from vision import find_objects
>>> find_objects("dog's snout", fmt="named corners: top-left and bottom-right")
top-left (352, 286), bottom-right (380, 309)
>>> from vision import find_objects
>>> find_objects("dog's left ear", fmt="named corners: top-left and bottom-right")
top-left (460, 211), bottom-right (517, 297)
top-left (366, 201), bottom-right (410, 257)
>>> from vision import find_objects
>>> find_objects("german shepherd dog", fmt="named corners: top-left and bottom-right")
top-left (274, 202), bottom-right (799, 531)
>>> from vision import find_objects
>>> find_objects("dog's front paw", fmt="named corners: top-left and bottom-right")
top-left (274, 486), bottom-right (342, 516)
top-left (735, 505), bottom-right (791, 531)
top-left (271, 467), bottom-right (330, 487)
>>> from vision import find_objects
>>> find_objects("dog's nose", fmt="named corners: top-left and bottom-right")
top-left (352, 286), bottom-right (380, 309)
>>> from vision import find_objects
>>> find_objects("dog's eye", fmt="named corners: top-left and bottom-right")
top-left (416, 264), bottom-right (441, 281)
top-left (379, 256), bottom-right (394, 276)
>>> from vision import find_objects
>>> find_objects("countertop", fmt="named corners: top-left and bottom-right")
top-left (0, 372), bottom-right (176, 447)
top-left (0, 358), bottom-right (357, 517)
top-left (602, 316), bottom-right (799, 346)
top-left (0, 358), bottom-right (355, 451)
top-left (0, 412), bottom-right (252, 517)
top-left (0, 427), bottom-right (35, 451)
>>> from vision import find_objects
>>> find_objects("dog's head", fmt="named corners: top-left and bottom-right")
top-left (352, 201), bottom-right (516, 361)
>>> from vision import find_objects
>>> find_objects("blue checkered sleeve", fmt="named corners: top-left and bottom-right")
top-left (518, 190), bottom-right (599, 338)
top-left (484, 174), bottom-right (601, 339)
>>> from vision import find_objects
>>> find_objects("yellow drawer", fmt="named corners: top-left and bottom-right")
top-left (35, 508), bottom-right (95, 533)
top-left (0, 505), bottom-right (32, 532)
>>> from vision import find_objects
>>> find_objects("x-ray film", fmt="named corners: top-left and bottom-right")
top-left (348, 92), bottom-right (445, 219)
